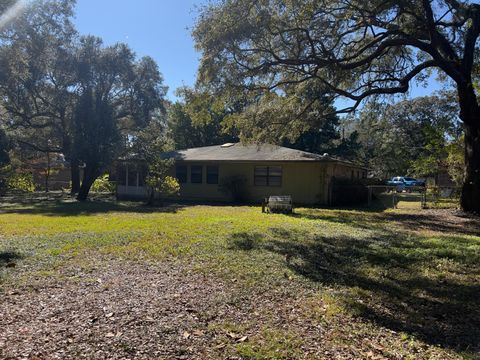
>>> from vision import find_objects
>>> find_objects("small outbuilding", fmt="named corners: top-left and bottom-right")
top-left (116, 143), bottom-right (367, 205)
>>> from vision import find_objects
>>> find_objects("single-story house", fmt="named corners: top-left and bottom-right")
top-left (116, 143), bottom-right (367, 205)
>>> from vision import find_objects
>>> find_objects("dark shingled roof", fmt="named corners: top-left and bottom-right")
top-left (162, 143), bottom-right (355, 164)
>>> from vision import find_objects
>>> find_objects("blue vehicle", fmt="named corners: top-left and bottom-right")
top-left (387, 176), bottom-right (425, 191)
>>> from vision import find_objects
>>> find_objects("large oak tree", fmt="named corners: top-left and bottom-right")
top-left (347, 94), bottom-right (461, 178)
top-left (0, 0), bottom-right (78, 190)
top-left (194, 0), bottom-right (480, 213)
top-left (167, 87), bottom-right (239, 149)
top-left (0, 1), bottom-right (167, 200)
top-left (73, 36), bottom-right (166, 201)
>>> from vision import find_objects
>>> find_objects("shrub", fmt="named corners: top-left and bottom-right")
top-left (145, 160), bottom-right (180, 206)
top-left (146, 174), bottom-right (180, 197)
top-left (6, 173), bottom-right (36, 192)
top-left (91, 174), bottom-right (115, 193)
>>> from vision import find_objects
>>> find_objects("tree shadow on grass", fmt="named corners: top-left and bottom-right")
top-left (230, 225), bottom-right (480, 353)
top-left (228, 232), bottom-right (264, 251)
top-left (380, 211), bottom-right (480, 237)
top-left (0, 192), bottom-right (254, 217)
top-left (0, 251), bottom-right (23, 267)
top-left (292, 206), bottom-right (480, 237)
top-left (0, 196), bottom-right (188, 217)
top-left (0, 192), bottom-right (114, 204)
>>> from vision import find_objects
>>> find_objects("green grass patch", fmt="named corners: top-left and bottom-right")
top-left (0, 197), bottom-right (479, 357)
top-left (235, 327), bottom-right (304, 359)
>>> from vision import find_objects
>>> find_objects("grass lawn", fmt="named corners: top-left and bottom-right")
top-left (0, 194), bottom-right (479, 359)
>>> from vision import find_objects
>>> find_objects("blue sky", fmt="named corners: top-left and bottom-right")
top-left (73, 1), bottom-right (444, 104)
top-left (74, 0), bottom-right (203, 100)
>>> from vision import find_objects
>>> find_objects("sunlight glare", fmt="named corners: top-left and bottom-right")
top-left (0, 0), bottom-right (30, 30)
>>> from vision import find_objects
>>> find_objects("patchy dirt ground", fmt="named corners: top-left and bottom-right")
top-left (1, 260), bottom-right (227, 359)
top-left (384, 208), bottom-right (480, 236)
top-left (0, 259), bottom-right (463, 360)
top-left (0, 198), bottom-right (478, 359)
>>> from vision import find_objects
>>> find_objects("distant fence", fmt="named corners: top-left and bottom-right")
top-left (366, 185), bottom-right (460, 209)
top-left (423, 186), bottom-right (461, 209)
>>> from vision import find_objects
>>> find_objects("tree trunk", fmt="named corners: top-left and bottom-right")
top-left (76, 164), bottom-right (98, 201)
top-left (461, 121), bottom-right (480, 213)
top-left (457, 83), bottom-right (480, 213)
top-left (146, 187), bottom-right (155, 206)
top-left (70, 158), bottom-right (80, 195)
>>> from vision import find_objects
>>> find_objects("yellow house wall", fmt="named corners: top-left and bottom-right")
top-left (171, 161), bottom-right (329, 205)
top-left (116, 160), bottom-right (366, 205)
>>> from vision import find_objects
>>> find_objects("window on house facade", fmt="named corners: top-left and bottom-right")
top-left (254, 166), bottom-right (282, 186)
top-left (176, 165), bottom-right (187, 184)
top-left (206, 165), bottom-right (219, 184)
top-left (191, 165), bottom-right (203, 183)
top-left (268, 166), bottom-right (282, 186)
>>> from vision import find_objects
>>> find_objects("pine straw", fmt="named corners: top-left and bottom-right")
top-left (0, 198), bottom-right (478, 359)
top-left (1, 258), bottom-right (464, 359)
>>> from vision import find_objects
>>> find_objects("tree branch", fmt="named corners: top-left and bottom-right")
top-left (462, 5), bottom-right (480, 75)
top-left (16, 139), bottom-right (63, 154)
